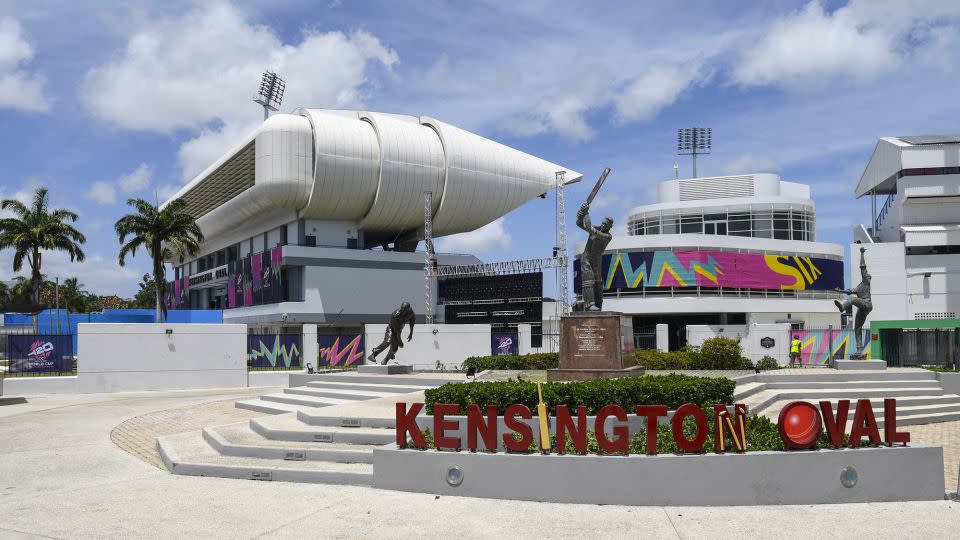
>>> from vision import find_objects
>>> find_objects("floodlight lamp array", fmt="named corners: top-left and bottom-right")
top-left (255, 71), bottom-right (285, 111)
top-left (677, 127), bottom-right (712, 155)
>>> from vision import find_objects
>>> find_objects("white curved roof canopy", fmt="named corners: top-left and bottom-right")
top-left (164, 109), bottom-right (581, 246)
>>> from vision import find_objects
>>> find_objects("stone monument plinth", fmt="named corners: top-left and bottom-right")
top-left (547, 312), bottom-right (644, 381)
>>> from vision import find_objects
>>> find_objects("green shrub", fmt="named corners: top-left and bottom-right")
top-left (461, 353), bottom-right (559, 371)
top-left (698, 336), bottom-right (751, 370)
top-left (756, 356), bottom-right (780, 371)
top-left (409, 411), bottom-right (863, 454)
top-left (424, 373), bottom-right (735, 415)
top-left (631, 337), bottom-right (752, 370)
top-left (629, 349), bottom-right (694, 370)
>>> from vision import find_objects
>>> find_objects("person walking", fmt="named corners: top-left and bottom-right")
top-left (790, 335), bottom-right (802, 367)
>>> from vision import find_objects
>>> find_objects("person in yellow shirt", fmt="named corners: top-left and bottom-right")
top-left (790, 335), bottom-right (802, 367)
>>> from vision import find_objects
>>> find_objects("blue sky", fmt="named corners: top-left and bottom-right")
top-left (2, 0), bottom-right (960, 297)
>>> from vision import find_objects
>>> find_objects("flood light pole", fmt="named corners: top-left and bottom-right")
top-left (677, 128), bottom-right (712, 178)
top-left (253, 70), bottom-right (286, 120)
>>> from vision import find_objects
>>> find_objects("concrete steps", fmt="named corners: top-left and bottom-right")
top-left (203, 422), bottom-right (378, 463)
top-left (761, 398), bottom-right (960, 425)
top-left (735, 369), bottom-right (960, 427)
top-left (235, 399), bottom-right (304, 415)
top-left (158, 372), bottom-right (457, 486)
top-left (251, 414), bottom-right (395, 445)
top-left (157, 430), bottom-right (374, 485)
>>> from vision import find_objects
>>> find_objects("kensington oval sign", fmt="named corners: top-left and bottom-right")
top-left (396, 398), bottom-right (910, 455)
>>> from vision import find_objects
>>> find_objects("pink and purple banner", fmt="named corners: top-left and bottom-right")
top-left (578, 249), bottom-right (844, 292)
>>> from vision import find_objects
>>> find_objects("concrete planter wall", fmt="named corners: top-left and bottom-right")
top-left (0, 376), bottom-right (78, 396)
top-left (373, 444), bottom-right (944, 506)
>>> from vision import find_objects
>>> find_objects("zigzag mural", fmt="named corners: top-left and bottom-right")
top-left (793, 329), bottom-right (872, 365)
top-left (583, 249), bottom-right (843, 292)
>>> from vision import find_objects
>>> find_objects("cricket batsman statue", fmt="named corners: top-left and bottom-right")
top-left (368, 302), bottom-right (416, 364)
top-left (576, 168), bottom-right (614, 311)
top-left (835, 246), bottom-right (873, 358)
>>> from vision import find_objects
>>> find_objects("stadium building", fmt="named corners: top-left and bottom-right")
top-left (161, 109), bottom-right (581, 338)
top-left (576, 173), bottom-right (844, 353)
top-left (852, 135), bottom-right (960, 367)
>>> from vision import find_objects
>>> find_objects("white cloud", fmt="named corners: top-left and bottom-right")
top-left (614, 63), bottom-right (708, 123)
top-left (0, 250), bottom-right (146, 297)
top-left (731, 1), bottom-right (960, 89)
top-left (155, 183), bottom-right (183, 201)
top-left (722, 153), bottom-right (779, 175)
top-left (82, 2), bottom-right (398, 179)
top-left (436, 218), bottom-right (511, 254)
top-left (86, 181), bottom-right (116, 205)
top-left (0, 17), bottom-right (51, 112)
top-left (0, 179), bottom-right (39, 218)
top-left (85, 163), bottom-right (153, 205)
top-left (117, 163), bottom-right (152, 193)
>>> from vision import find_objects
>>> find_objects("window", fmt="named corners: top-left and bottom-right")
top-left (680, 215), bottom-right (703, 234)
top-left (662, 216), bottom-right (679, 234)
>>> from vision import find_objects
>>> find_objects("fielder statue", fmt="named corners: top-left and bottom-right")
top-left (835, 246), bottom-right (873, 358)
top-left (368, 302), bottom-right (416, 364)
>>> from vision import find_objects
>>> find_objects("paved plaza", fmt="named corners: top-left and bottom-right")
top-left (0, 387), bottom-right (958, 539)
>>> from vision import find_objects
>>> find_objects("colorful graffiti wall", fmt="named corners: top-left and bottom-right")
top-left (792, 329), bottom-right (872, 365)
top-left (574, 250), bottom-right (844, 292)
top-left (317, 334), bottom-right (365, 366)
top-left (248, 334), bottom-right (302, 369)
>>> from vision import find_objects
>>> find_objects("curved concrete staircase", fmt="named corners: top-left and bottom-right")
top-left (157, 373), bottom-right (455, 485)
top-left (734, 369), bottom-right (960, 427)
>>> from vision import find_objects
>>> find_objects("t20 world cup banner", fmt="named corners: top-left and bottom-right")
top-left (575, 249), bottom-right (844, 292)
top-left (7, 335), bottom-right (74, 373)
top-left (491, 332), bottom-right (519, 355)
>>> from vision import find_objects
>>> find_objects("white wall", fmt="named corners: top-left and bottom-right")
top-left (686, 325), bottom-right (748, 347)
top-left (686, 322), bottom-right (793, 363)
top-left (77, 324), bottom-right (247, 393)
top-left (364, 323), bottom-right (490, 369)
top-left (851, 242), bottom-right (907, 322)
top-left (904, 253), bottom-right (960, 319)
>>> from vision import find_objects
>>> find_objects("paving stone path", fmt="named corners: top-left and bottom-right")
top-left (909, 421), bottom-right (960, 492)
top-left (111, 396), bottom-right (269, 468)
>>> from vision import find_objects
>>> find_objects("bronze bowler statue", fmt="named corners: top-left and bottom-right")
top-left (576, 168), bottom-right (614, 311)
top-left (835, 246), bottom-right (873, 358)
top-left (368, 302), bottom-right (416, 364)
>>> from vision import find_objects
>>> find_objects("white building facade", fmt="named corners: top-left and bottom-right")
top-left (577, 173), bottom-right (843, 355)
top-left (161, 109), bottom-right (581, 331)
top-left (853, 136), bottom-right (960, 322)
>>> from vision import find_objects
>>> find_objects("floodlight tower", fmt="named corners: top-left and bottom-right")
top-left (253, 70), bottom-right (286, 120)
top-left (677, 127), bottom-right (711, 178)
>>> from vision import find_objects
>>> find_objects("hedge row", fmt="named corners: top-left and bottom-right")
top-left (461, 353), bottom-right (559, 371)
top-left (423, 373), bottom-right (735, 415)
top-left (411, 413), bottom-right (856, 454)
top-left (631, 336), bottom-right (754, 370)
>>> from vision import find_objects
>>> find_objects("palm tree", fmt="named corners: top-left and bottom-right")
top-left (115, 198), bottom-right (203, 322)
top-left (0, 187), bottom-right (86, 308)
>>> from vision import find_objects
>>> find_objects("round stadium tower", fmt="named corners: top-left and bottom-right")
top-left (161, 109), bottom-right (581, 336)
top-left (575, 173), bottom-right (844, 360)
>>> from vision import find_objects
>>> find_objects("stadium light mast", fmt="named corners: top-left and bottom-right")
top-left (253, 70), bottom-right (285, 121)
top-left (677, 127), bottom-right (711, 178)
